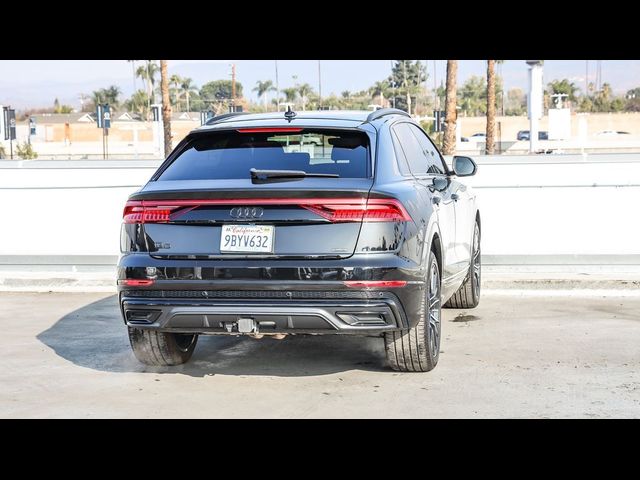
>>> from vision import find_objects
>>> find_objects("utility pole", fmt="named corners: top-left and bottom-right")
top-left (390, 60), bottom-right (396, 109)
top-left (433, 60), bottom-right (438, 110)
top-left (231, 63), bottom-right (236, 109)
top-left (318, 60), bottom-right (322, 108)
top-left (585, 60), bottom-right (589, 97)
top-left (275, 60), bottom-right (280, 112)
top-left (527, 60), bottom-right (543, 153)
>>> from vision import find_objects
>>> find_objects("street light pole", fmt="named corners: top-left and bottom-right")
top-left (275, 60), bottom-right (280, 112)
top-left (527, 60), bottom-right (543, 153)
top-left (318, 60), bottom-right (322, 109)
top-left (231, 63), bottom-right (236, 109)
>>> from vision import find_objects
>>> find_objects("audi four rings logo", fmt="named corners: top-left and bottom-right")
top-left (230, 207), bottom-right (264, 219)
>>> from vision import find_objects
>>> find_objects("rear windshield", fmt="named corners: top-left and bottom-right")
top-left (156, 128), bottom-right (370, 181)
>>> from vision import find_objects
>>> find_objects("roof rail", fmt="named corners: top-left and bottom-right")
top-left (204, 112), bottom-right (248, 126)
top-left (366, 108), bottom-right (411, 123)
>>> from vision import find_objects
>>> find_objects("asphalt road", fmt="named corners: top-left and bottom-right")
top-left (1, 291), bottom-right (639, 418)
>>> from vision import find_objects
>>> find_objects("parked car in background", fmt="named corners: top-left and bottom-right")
top-left (517, 130), bottom-right (548, 141)
top-left (469, 133), bottom-right (486, 142)
top-left (596, 130), bottom-right (631, 136)
top-left (117, 108), bottom-right (481, 372)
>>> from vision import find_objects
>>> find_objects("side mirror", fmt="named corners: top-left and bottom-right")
top-left (452, 156), bottom-right (477, 177)
top-left (431, 176), bottom-right (449, 192)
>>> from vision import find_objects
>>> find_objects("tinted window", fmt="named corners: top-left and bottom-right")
top-left (391, 130), bottom-right (412, 176)
top-left (157, 129), bottom-right (370, 181)
top-left (393, 123), bottom-right (429, 176)
top-left (408, 124), bottom-right (447, 175)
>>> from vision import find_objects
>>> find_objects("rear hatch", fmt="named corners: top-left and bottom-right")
top-left (124, 127), bottom-right (400, 260)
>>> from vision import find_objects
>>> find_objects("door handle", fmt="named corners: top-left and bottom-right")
top-left (451, 193), bottom-right (459, 202)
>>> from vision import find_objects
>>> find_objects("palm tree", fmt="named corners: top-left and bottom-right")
top-left (485, 60), bottom-right (496, 155)
top-left (91, 86), bottom-right (121, 110)
top-left (180, 77), bottom-right (197, 112)
top-left (136, 63), bottom-right (153, 120)
top-left (282, 87), bottom-right (298, 106)
top-left (105, 85), bottom-right (121, 108)
top-left (160, 60), bottom-right (172, 158)
top-left (169, 74), bottom-right (182, 111)
top-left (297, 83), bottom-right (314, 111)
top-left (442, 60), bottom-right (458, 156)
top-left (136, 61), bottom-right (159, 103)
top-left (253, 80), bottom-right (275, 111)
top-left (125, 90), bottom-right (150, 119)
top-left (127, 60), bottom-right (137, 93)
top-left (370, 80), bottom-right (389, 107)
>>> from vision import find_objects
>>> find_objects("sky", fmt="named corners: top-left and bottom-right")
top-left (1, 60), bottom-right (639, 110)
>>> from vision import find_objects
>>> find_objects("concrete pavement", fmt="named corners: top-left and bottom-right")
top-left (1, 291), bottom-right (639, 418)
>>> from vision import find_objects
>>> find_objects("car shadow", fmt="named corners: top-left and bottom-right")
top-left (37, 295), bottom-right (390, 377)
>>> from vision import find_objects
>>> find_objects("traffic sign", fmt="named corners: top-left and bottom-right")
top-left (96, 104), bottom-right (104, 128)
top-left (103, 104), bottom-right (111, 129)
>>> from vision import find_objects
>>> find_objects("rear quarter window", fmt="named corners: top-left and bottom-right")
top-left (156, 129), bottom-right (371, 180)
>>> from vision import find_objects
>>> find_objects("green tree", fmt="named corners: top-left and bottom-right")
top-left (505, 88), bottom-right (526, 115)
top-left (253, 80), bottom-right (275, 110)
top-left (624, 87), bottom-right (640, 112)
top-left (547, 79), bottom-right (579, 103)
top-left (200, 80), bottom-right (243, 108)
top-left (124, 89), bottom-right (150, 119)
top-left (16, 142), bottom-right (38, 159)
top-left (169, 74), bottom-right (182, 110)
top-left (282, 87), bottom-right (298, 105)
top-left (179, 77), bottom-right (198, 112)
top-left (369, 80), bottom-right (390, 107)
top-left (297, 83), bottom-right (314, 111)
top-left (387, 60), bottom-right (427, 114)
top-left (458, 76), bottom-right (486, 116)
top-left (53, 98), bottom-right (73, 114)
top-left (90, 86), bottom-right (121, 110)
top-left (136, 61), bottom-right (159, 117)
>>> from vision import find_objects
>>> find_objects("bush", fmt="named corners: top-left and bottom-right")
top-left (16, 142), bottom-right (38, 159)
top-left (0, 144), bottom-right (6, 159)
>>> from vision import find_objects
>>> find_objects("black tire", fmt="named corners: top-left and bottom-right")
top-left (384, 250), bottom-right (441, 372)
top-left (128, 328), bottom-right (198, 366)
top-left (444, 220), bottom-right (481, 309)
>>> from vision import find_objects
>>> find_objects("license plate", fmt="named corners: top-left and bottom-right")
top-left (220, 225), bottom-right (274, 253)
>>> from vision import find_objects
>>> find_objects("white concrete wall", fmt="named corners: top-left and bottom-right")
top-left (0, 155), bottom-right (639, 264)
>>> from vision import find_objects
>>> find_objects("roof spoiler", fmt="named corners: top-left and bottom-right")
top-left (366, 108), bottom-right (411, 122)
top-left (204, 112), bottom-right (248, 126)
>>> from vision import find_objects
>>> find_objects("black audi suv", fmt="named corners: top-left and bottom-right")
top-left (118, 108), bottom-right (481, 372)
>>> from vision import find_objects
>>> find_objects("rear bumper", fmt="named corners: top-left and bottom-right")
top-left (117, 252), bottom-right (425, 333)
top-left (120, 296), bottom-right (409, 335)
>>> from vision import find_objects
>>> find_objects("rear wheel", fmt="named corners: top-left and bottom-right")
top-left (384, 250), bottom-right (441, 372)
top-left (444, 220), bottom-right (481, 309)
top-left (128, 328), bottom-right (198, 366)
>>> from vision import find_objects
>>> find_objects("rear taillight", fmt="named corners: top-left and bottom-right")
top-left (123, 201), bottom-right (179, 224)
top-left (301, 199), bottom-right (410, 223)
top-left (122, 198), bottom-right (410, 223)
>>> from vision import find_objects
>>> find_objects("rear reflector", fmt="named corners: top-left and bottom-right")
top-left (344, 280), bottom-right (407, 288)
top-left (119, 279), bottom-right (155, 287)
top-left (123, 198), bottom-right (410, 223)
top-left (237, 128), bottom-right (303, 133)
